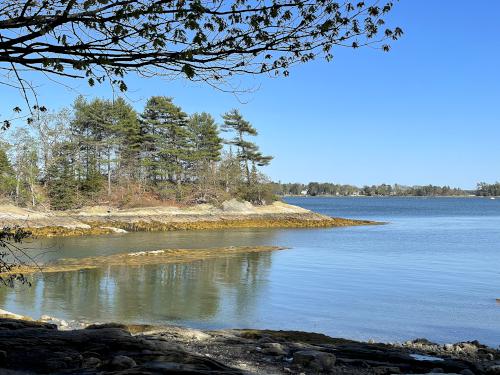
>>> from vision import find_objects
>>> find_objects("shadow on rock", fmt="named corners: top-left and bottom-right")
top-left (0, 319), bottom-right (242, 374)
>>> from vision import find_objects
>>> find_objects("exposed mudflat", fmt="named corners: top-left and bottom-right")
top-left (0, 200), bottom-right (377, 237)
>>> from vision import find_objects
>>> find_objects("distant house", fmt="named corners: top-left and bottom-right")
top-left (300, 190), bottom-right (308, 196)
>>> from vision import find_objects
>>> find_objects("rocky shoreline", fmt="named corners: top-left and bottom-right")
top-left (0, 200), bottom-right (377, 237)
top-left (0, 313), bottom-right (498, 375)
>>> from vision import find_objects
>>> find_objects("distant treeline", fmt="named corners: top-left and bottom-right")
top-left (476, 182), bottom-right (500, 197)
top-left (274, 182), bottom-right (500, 197)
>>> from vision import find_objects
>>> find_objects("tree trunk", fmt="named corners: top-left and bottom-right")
top-left (108, 165), bottom-right (111, 196)
top-left (107, 147), bottom-right (112, 197)
top-left (30, 183), bottom-right (35, 207)
top-left (238, 130), bottom-right (251, 185)
top-left (244, 159), bottom-right (250, 186)
top-left (15, 175), bottom-right (20, 203)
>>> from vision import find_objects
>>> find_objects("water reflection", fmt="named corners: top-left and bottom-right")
top-left (2, 198), bottom-right (499, 346)
top-left (25, 228), bottom-right (283, 263)
top-left (0, 249), bottom-right (273, 325)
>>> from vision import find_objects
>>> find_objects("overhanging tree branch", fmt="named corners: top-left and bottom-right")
top-left (0, 0), bottom-right (402, 99)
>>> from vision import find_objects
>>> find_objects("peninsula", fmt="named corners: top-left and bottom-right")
top-left (0, 199), bottom-right (376, 237)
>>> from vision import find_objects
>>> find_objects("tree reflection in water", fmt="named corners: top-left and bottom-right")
top-left (0, 250), bottom-right (273, 326)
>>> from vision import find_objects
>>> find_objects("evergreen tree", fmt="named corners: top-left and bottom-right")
top-left (140, 97), bottom-right (191, 184)
top-left (113, 98), bottom-right (141, 182)
top-left (2, 96), bottom-right (277, 207)
top-left (46, 143), bottom-right (78, 210)
top-left (188, 113), bottom-right (222, 163)
top-left (0, 147), bottom-right (15, 196)
top-left (188, 113), bottom-right (223, 202)
top-left (71, 96), bottom-right (112, 191)
top-left (222, 109), bottom-right (272, 185)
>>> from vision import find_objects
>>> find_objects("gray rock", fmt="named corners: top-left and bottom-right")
top-left (45, 359), bottom-right (68, 371)
top-left (257, 335), bottom-right (274, 344)
top-left (262, 343), bottom-right (287, 356)
top-left (460, 369), bottom-right (475, 375)
top-left (140, 361), bottom-right (184, 370)
top-left (82, 356), bottom-right (101, 368)
top-left (222, 199), bottom-right (253, 212)
top-left (485, 353), bottom-right (495, 361)
top-left (109, 355), bottom-right (137, 370)
top-left (293, 350), bottom-right (336, 371)
top-left (100, 226), bottom-right (128, 233)
top-left (86, 322), bottom-right (129, 330)
top-left (459, 343), bottom-right (478, 354)
top-left (487, 365), bottom-right (500, 375)
top-left (373, 366), bottom-right (401, 374)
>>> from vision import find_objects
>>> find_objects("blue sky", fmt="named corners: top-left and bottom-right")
top-left (2, 1), bottom-right (500, 189)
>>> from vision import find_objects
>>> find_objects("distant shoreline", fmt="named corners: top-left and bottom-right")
top-left (283, 194), bottom-right (496, 198)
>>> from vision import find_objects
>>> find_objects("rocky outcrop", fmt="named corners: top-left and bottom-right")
top-left (0, 318), bottom-right (498, 374)
top-left (0, 319), bottom-right (242, 374)
top-left (0, 201), bottom-right (377, 237)
top-left (13, 246), bottom-right (285, 275)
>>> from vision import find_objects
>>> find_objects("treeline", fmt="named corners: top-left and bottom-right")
top-left (476, 182), bottom-right (500, 197)
top-left (275, 182), bottom-right (479, 197)
top-left (0, 96), bottom-right (274, 210)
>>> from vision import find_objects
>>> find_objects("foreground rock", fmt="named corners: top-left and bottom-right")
top-left (0, 200), bottom-right (377, 237)
top-left (0, 318), bottom-right (498, 374)
top-left (0, 319), bottom-right (242, 374)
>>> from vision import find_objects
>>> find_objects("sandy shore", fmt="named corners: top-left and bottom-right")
top-left (0, 199), bottom-right (377, 237)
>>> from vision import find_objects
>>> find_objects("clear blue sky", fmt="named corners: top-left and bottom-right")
top-left (2, 1), bottom-right (499, 189)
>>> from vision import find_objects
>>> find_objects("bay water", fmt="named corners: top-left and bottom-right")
top-left (1, 197), bottom-right (499, 346)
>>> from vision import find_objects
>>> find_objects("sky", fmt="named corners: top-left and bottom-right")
top-left (2, 1), bottom-right (500, 189)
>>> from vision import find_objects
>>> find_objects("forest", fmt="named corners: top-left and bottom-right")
top-left (476, 182), bottom-right (500, 197)
top-left (0, 96), bottom-right (274, 210)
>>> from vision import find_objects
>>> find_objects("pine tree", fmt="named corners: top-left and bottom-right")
top-left (188, 113), bottom-right (223, 202)
top-left (0, 147), bottom-right (15, 196)
top-left (113, 98), bottom-right (141, 182)
top-left (221, 109), bottom-right (272, 185)
top-left (2, 96), bottom-right (277, 207)
top-left (46, 143), bottom-right (78, 210)
top-left (71, 96), bottom-right (112, 192)
top-left (188, 112), bottom-right (222, 163)
top-left (140, 97), bottom-right (191, 184)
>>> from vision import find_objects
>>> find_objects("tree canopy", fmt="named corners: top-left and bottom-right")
top-left (0, 95), bottom-right (275, 208)
top-left (0, 0), bottom-right (402, 112)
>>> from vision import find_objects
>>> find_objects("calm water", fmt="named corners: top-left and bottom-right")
top-left (1, 197), bottom-right (499, 346)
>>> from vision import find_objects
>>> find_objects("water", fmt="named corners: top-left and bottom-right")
top-left (1, 197), bottom-right (499, 346)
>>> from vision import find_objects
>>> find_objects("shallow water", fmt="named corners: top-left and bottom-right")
top-left (1, 197), bottom-right (499, 346)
